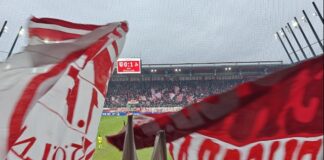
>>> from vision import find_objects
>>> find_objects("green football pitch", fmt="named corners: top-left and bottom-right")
top-left (93, 116), bottom-right (172, 160)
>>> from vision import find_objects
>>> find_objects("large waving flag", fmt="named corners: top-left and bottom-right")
top-left (108, 55), bottom-right (323, 160)
top-left (0, 17), bottom-right (128, 159)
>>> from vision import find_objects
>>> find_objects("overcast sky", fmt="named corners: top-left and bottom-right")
top-left (0, 0), bottom-right (323, 64)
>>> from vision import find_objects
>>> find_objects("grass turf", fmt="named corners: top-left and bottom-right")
top-left (93, 116), bottom-right (172, 160)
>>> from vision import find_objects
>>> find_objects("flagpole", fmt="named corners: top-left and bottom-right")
top-left (7, 26), bottom-right (23, 60)
top-left (151, 130), bottom-right (167, 160)
top-left (122, 114), bottom-right (138, 160)
top-left (158, 130), bottom-right (167, 160)
top-left (302, 10), bottom-right (324, 52)
top-left (281, 28), bottom-right (300, 62)
top-left (286, 23), bottom-right (307, 59)
top-left (293, 17), bottom-right (316, 57)
top-left (0, 20), bottom-right (7, 38)
top-left (312, 2), bottom-right (324, 24)
top-left (276, 32), bottom-right (294, 63)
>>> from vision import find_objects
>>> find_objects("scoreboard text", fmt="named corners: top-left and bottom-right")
top-left (117, 58), bottom-right (141, 74)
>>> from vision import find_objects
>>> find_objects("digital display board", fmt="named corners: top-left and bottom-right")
top-left (117, 58), bottom-right (141, 74)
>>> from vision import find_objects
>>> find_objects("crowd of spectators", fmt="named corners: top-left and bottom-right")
top-left (105, 79), bottom-right (245, 108)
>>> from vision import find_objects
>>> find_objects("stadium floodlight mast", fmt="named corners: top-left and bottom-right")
top-left (7, 26), bottom-right (23, 60)
top-left (302, 10), bottom-right (324, 52)
top-left (275, 32), bottom-right (294, 63)
top-left (275, 1), bottom-right (322, 62)
top-left (281, 28), bottom-right (300, 62)
top-left (312, 2), bottom-right (324, 24)
top-left (0, 20), bottom-right (7, 38)
top-left (292, 17), bottom-right (316, 57)
top-left (286, 23), bottom-right (307, 59)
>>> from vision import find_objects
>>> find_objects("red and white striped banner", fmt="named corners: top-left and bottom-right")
top-left (0, 17), bottom-right (128, 159)
top-left (169, 133), bottom-right (323, 160)
top-left (108, 55), bottom-right (323, 160)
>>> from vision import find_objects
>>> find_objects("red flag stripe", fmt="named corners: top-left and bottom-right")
top-left (29, 22), bottom-right (126, 43)
top-left (29, 21), bottom-right (90, 35)
top-left (29, 28), bottom-right (82, 41)
top-left (30, 17), bottom-right (101, 31)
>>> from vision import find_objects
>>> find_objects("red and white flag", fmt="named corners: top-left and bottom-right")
top-left (0, 17), bottom-right (128, 159)
top-left (108, 55), bottom-right (323, 160)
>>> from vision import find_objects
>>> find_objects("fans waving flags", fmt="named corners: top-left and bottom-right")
top-left (107, 55), bottom-right (323, 160)
top-left (0, 17), bottom-right (128, 159)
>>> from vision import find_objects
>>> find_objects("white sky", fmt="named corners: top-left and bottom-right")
top-left (0, 0), bottom-right (323, 64)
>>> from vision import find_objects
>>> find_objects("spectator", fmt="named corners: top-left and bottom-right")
top-left (105, 79), bottom-right (245, 108)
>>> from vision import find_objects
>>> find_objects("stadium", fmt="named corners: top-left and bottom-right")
top-left (104, 60), bottom-right (288, 111)
top-left (0, 0), bottom-right (323, 160)
top-left (95, 61), bottom-right (289, 159)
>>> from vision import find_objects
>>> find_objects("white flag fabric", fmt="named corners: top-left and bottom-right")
top-left (0, 17), bottom-right (128, 159)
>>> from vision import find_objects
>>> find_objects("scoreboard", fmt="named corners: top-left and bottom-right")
top-left (117, 58), bottom-right (141, 74)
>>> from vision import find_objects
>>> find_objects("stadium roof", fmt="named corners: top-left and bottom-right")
top-left (0, 0), bottom-right (323, 63)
